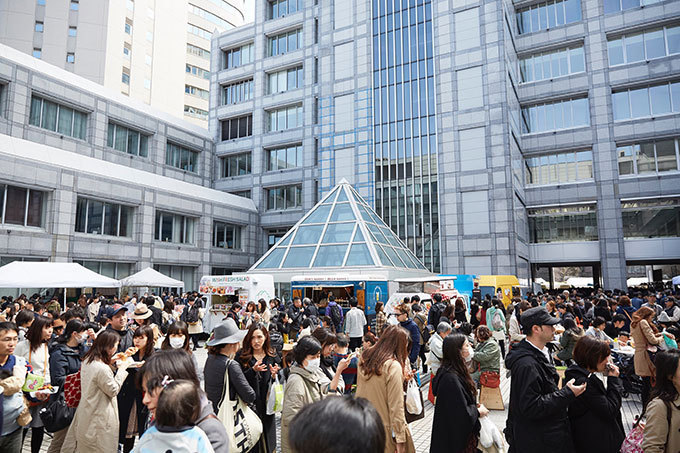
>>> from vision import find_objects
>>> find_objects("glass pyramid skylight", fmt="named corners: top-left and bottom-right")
top-left (252, 181), bottom-right (428, 271)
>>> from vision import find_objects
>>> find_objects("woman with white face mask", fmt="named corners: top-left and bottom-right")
top-left (280, 336), bottom-right (326, 453)
top-left (160, 321), bottom-right (202, 381)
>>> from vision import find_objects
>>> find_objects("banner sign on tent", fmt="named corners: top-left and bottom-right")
top-left (199, 275), bottom-right (251, 295)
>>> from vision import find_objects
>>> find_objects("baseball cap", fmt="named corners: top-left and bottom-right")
top-left (520, 307), bottom-right (560, 331)
top-left (106, 303), bottom-right (127, 319)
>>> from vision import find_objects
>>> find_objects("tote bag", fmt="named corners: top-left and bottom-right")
top-left (216, 359), bottom-right (263, 453)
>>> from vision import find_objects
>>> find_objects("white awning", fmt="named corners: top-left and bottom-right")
top-left (0, 262), bottom-right (121, 288)
top-left (119, 267), bottom-right (184, 288)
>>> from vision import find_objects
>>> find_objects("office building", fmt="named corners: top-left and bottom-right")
top-left (0, 0), bottom-right (249, 126)
top-left (211, 0), bottom-right (680, 289)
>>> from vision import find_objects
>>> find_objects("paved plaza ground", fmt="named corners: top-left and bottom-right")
top-left (25, 346), bottom-right (643, 453)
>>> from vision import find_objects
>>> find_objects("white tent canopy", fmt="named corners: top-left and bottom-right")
top-left (0, 262), bottom-right (121, 288)
top-left (119, 267), bottom-right (184, 288)
top-left (673, 276), bottom-right (680, 286)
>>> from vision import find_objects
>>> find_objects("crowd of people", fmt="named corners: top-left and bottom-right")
top-left (0, 286), bottom-right (679, 452)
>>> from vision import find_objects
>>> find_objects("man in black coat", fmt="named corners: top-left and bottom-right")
top-left (504, 307), bottom-right (587, 453)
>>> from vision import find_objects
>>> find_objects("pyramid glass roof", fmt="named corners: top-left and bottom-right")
top-left (251, 182), bottom-right (428, 272)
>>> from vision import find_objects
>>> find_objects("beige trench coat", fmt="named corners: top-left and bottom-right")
top-left (356, 359), bottom-right (415, 453)
top-left (61, 359), bottom-right (128, 453)
top-left (280, 365), bottom-right (324, 453)
top-left (642, 395), bottom-right (680, 453)
top-left (631, 319), bottom-right (663, 377)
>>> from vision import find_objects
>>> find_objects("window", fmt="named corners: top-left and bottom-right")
top-left (153, 265), bottom-right (195, 290)
top-left (454, 8), bottom-right (480, 50)
top-left (76, 261), bottom-right (132, 279)
top-left (144, 79), bottom-right (151, 90)
top-left (185, 64), bottom-right (210, 79)
top-left (123, 43), bottom-right (131, 59)
top-left (230, 190), bottom-right (251, 198)
top-left (124, 20), bottom-right (132, 35)
top-left (604, 0), bottom-right (664, 14)
top-left (146, 31), bottom-right (153, 42)
top-left (66, 53), bottom-right (75, 63)
top-left (520, 46), bottom-right (585, 82)
top-left (220, 115), bottom-right (252, 140)
top-left (32, 48), bottom-right (42, 59)
top-left (267, 144), bottom-right (303, 171)
top-left (267, 28), bottom-right (302, 57)
top-left (185, 85), bottom-right (209, 100)
top-left (516, 0), bottom-right (581, 35)
top-left (37, 0), bottom-right (45, 5)
top-left (267, 66), bottom-right (303, 94)
top-left (184, 105), bottom-right (208, 120)
top-left (187, 24), bottom-right (211, 40)
top-left (187, 44), bottom-right (210, 60)
top-left (154, 211), bottom-right (196, 244)
top-left (608, 25), bottom-right (680, 66)
top-left (68, 27), bottom-right (77, 37)
top-left (267, 228), bottom-right (289, 248)
top-left (122, 71), bottom-right (130, 85)
top-left (528, 205), bottom-right (598, 243)
top-left (521, 97), bottom-right (590, 133)
top-left (612, 81), bottom-right (680, 121)
top-left (618, 138), bottom-right (680, 176)
top-left (0, 185), bottom-right (45, 228)
top-left (269, 0), bottom-right (300, 19)
top-left (525, 150), bottom-right (593, 185)
top-left (622, 199), bottom-right (680, 238)
top-left (35, 22), bottom-right (44, 32)
top-left (70, 0), bottom-right (79, 10)
top-left (75, 198), bottom-right (133, 237)
top-left (212, 221), bottom-right (243, 249)
top-left (188, 4), bottom-right (235, 30)
top-left (222, 79), bottom-right (253, 105)
top-left (145, 54), bottom-right (152, 65)
top-left (220, 152), bottom-right (252, 177)
top-left (106, 123), bottom-right (149, 157)
top-left (266, 185), bottom-right (302, 210)
top-left (266, 104), bottom-right (303, 132)
top-left (29, 95), bottom-right (87, 140)
top-left (165, 142), bottom-right (199, 172)
top-left (223, 43), bottom-right (254, 69)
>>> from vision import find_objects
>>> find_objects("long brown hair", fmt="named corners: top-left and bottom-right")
top-left (83, 330), bottom-right (119, 366)
top-left (133, 325), bottom-right (155, 359)
top-left (359, 325), bottom-right (411, 379)
top-left (631, 306), bottom-right (658, 333)
top-left (25, 315), bottom-right (53, 352)
top-left (238, 322), bottom-right (275, 367)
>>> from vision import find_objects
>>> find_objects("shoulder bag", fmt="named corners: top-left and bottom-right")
top-left (63, 370), bottom-right (81, 408)
top-left (620, 400), bottom-right (672, 453)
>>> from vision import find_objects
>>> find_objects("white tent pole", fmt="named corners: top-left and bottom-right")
top-left (63, 288), bottom-right (66, 311)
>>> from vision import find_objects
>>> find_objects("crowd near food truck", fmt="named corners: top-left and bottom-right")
top-left (385, 275), bottom-right (474, 315)
top-left (477, 275), bottom-right (521, 307)
top-left (199, 274), bottom-right (275, 332)
top-left (290, 274), bottom-right (390, 323)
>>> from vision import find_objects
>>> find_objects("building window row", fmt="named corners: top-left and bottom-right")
top-left (525, 150), bottom-right (593, 186)
top-left (165, 142), bottom-right (199, 172)
top-left (622, 199), bottom-right (680, 239)
top-left (266, 184), bottom-right (302, 211)
top-left (604, 0), bottom-right (665, 14)
top-left (185, 64), bottom-right (210, 79)
top-left (75, 197), bottom-right (132, 237)
top-left (29, 95), bottom-right (87, 140)
top-left (612, 81), bottom-right (680, 121)
top-left (154, 211), bottom-right (196, 244)
top-left (220, 152), bottom-right (252, 177)
top-left (213, 221), bottom-right (242, 249)
top-left (222, 79), bottom-right (253, 106)
top-left (106, 122), bottom-right (149, 157)
top-left (528, 205), bottom-right (598, 243)
top-left (78, 261), bottom-right (132, 279)
top-left (187, 44), bottom-right (210, 60)
top-left (185, 84), bottom-right (209, 100)
top-left (521, 97), bottom-right (590, 134)
top-left (519, 45), bottom-right (585, 83)
top-left (268, 144), bottom-right (303, 171)
top-left (268, 0), bottom-right (301, 20)
top-left (0, 185), bottom-right (44, 228)
top-left (267, 66), bottom-right (303, 94)
top-left (188, 3), bottom-right (235, 30)
top-left (618, 138), bottom-right (680, 176)
top-left (187, 23), bottom-right (212, 40)
top-left (230, 190), bottom-right (252, 199)
top-left (609, 25), bottom-right (680, 66)
top-left (516, 0), bottom-right (581, 35)
top-left (267, 28), bottom-right (302, 57)
top-left (220, 115), bottom-right (253, 141)
top-left (184, 105), bottom-right (208, 120)
top-left (266, 104), bottom-right (303, 132)
top-left (224, 43), bottom-right (254, 69)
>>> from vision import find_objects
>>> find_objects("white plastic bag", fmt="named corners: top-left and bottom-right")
top-left (405, 379), bottom-right (422, 415)
top-left (479, 416), bottom-right (494, 448)
top-left (266, 375), bottom-right (284, 415)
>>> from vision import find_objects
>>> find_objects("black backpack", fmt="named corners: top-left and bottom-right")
top-left (330, 304), bottom-right (343, 331)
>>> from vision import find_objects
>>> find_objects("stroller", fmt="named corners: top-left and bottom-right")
top-left (611, 350), bottom-right (642, 398)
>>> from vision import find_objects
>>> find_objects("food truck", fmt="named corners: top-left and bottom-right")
top-left (386, 276), bottom-right (471, 314)
top-left (290, 274), bottom-right (390, 322)
top-left (477, 275), bottom-right (521, 307)
top-left (199, 274), bottom-right (275, 332)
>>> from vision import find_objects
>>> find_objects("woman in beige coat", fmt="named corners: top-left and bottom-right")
top-left (642, 349), bottom-right (680, 453)
top-left (61, 330), bottom-right (131, 453)
top-left (631, 306), bottom-right (665, 406)
top-left (356, 325), bottom-right (416, 453)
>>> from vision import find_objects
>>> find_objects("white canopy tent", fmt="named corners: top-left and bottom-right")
top-left (673, 276), bottom-right (680, 286)
top-left (119, 267), bottom-right (184, 288)
top-left (0, 262), bottom-right (121, 307)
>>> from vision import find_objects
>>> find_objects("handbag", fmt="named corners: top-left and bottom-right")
top-left (480, 371), bottom-right (500, 388)
top-left (620, 401), bottom-right (672, 453)
top-left (63, 370), bottom-right (81, 408)
top-left (216, 359), bottom-right (263, 453)
top-left (39, 393), bottom-right (75, 433)
top-left (265, 375), bottom-right (284, 415)
top-left (404, 379), bottom-right (425, 423)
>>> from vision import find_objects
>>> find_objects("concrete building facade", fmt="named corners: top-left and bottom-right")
top-left (0, 0), bottom-right (250, 126)
top-left (0, 44), bottom-right (259, 295)
top-left (211, 0), bottom-right (680, 289)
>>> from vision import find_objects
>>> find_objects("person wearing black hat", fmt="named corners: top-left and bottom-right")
top-left (504, 307), bottom-right (587, 453)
